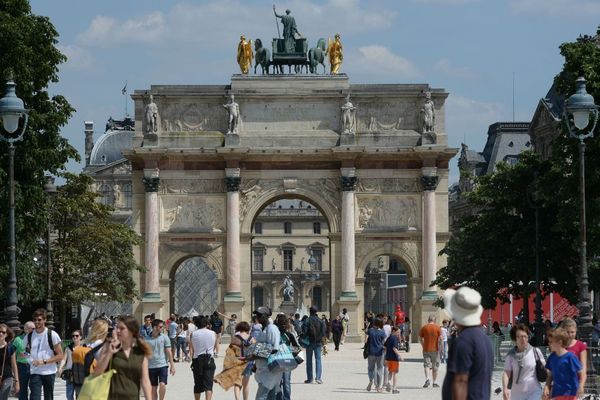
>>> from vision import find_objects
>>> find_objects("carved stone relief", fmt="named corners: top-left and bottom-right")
top-left (160, 179), bottom-right (225, 194)
top-left (356, 178), bottom-right (420, 193)
top-left (161, 196), bottom-right (225, 232)
top-left (357, 196), bottom-right (418, 230)
top-left (356, 101), bottom-right (417, 133)
top-left (240, 179), bottom-right (281, 220)
top-left (160, 102), bottom-right (226, 132)
top-left (111, 162), bottom-right (132, 175)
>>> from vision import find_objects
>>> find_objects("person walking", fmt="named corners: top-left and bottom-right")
top-left (214, 321), bottom-right (252, 400)
top-left (339, 308), bottom-right (349, 345)
top-left (275, 314), bottom-right (300, 400)
top-left (58, 330), bottom-right (81, 400)
top-left (12, 321), bottom-right (33, 400)
top-left (331, 316), bottom-right (343, 351)
top-left (502, 324), bottom-right (544, 400)
top-left (0, 324), bottom-right (19, 400)
top-left (365, 317), bottom-right (386, 393)
top-left (441, 287), bottom-right (493, 400)
top-left (140, 315), bottom-right (153, 340)
top-left (440, 320), bottom-right (449, 364)
top-left (419, 314), bottom-right (441, 388)
top-left (176, 318), bottom-right (189, 362)
top-left (167, 315), bottom-right (178, 361)
top-left (71, 318), bottom-right (109, 398)
top-left (253, 306), bottom-right (283, 400)
top-left (210, 312), bottom-right (224, 357)
top-left (303, 306), bottom-right (325, 384)
top-left (189, 316), bottom-right (217, 400)
top-left (543, 328), bottom-right (583, 400)
top-left (146, 319), bottom-right (176, 400)
top-left (560, 317), bottom-right (587, 394)
top-left (26, 309), bottom-right (63, 400)
top-left (384, 326), bottom-right (404, 394)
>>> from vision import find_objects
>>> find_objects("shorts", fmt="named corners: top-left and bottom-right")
top-left (423, 351), bottom-right (439, 371)
top-left (386, 360), bottom-right (399, 373)
top-left (192, 355), bottom-right (216, 393)
top-left (149, 366), bottom-right (169, 386)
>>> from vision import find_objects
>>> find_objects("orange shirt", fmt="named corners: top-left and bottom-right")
top-left (419, 323), bottom-right (441, 352)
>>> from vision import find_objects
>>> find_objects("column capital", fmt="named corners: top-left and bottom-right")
top-left (143, 177), bottom-right (160, 192)
top-left (340, 176), bottom-right (358, 191)
top-left (420, 175), bottom-right (439, 192)
top-left (225, 176), bottom-right (241, 192)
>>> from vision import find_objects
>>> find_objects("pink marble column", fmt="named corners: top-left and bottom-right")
top-left (225, 172), bottom-right (242, 297)
top-left (340, 173), bottom-right (358, 297)
top-left (143, 170), bottom-right (160, 299)
top-left (421, 175), bottom-right (439, 299)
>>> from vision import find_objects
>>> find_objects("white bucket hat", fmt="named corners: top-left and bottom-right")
top-left (442, 287), bottom-right (483, 327)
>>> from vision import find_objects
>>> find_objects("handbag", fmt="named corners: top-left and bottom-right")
top-left (267, 343), bottom-right (298, 373)
top-left (363, 335), bottom-right (370, 359)
top-left (78, 358), bottom-right (116, 400)
top-left (245, 342), bottom-right (275, 359)
top-left (294, 350), bottom-right (305, 365)
top-left (533, 347), bottom-right (547, 382)
top-left (60, 369), bottom-right (73, 383)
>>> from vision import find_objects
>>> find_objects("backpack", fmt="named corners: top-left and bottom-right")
top-left (25, 329), bottom-right (57, 355)
top-left (83, 344), bottom-right (102, 377)
top-left (306, 317), bottom-right (324, 343)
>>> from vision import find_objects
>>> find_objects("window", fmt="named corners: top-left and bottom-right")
top-left (283, 249), bottom-right (293, 271)
top-left (254, 222), bottom-right (263, 234)
top-left (284, 222), bottom-right (292, 234)
top-left (313, 222), bottom-right (321, 234)
top-left (312, 286), bottom-right (323, 312)
top-left (253, 248), bottom-right (264, 271)
top-left (123, 183), bottom-right (132, 208)
top-left (253, 286), bottom-right (265, 308)
top-left (312, 248), bottom-right (323, 271)
top-left (99, 184), bottom-right (112, 206)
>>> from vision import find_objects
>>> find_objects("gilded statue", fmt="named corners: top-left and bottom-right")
top-left (328, 34), bottom-right (343, 74)
top-left (237, 35), bottom-right (253, 74)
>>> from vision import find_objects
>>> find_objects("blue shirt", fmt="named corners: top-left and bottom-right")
top-left (384, 335), bottom-right (400, 361)
top-left (146, 333), bottom-right (171, 369)
top-left (168, 321), bottom-right (178, 339)
top-left (442, 326), bottom-right (493, 400)
top-left (546, 351), bottom-right (582, 397)
top-left (367, 328), bottom-right (386, 357)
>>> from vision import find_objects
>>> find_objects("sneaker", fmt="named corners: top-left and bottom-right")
top-left (366, 381), bottom-right (373, 392)
top-left (392, 389), bottom-right (400, 394)
top-left (433, 383), bottom-right (440, 388)
top-left (385, 383), bottom-right (391, 392)
top-left (376, 387), bottom-right (383, 393)
top-left (305, 380), bottom-right (313, 384)
top-left (316, 379), bottom-right (323, 384)
top-left (423, 379), bottom-right (430, 388)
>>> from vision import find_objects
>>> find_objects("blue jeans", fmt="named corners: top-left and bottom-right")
top-left (276, 371), bottom-right (291, 400)
top-left (29, 373), bottom-right (55, 400)
top-left (176, 336), bottom-right (187, 359)
top-left (17, 363), bottom-right (29, 400)
top-left (305, 344), bottom-right (322, 382)
top-left (66, 382), bottom-right (74, 400)
top-left (255, 383), bottom-right (278, 400)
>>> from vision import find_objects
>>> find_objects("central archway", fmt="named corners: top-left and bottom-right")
top-left (171, 257), bottom-right (217, 316)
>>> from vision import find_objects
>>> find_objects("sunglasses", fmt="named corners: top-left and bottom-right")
top-left (72, 334), bottom-right (80, 338)
top-left (34, 318), bottom-right (44, 322)
top-left (0, 331), bottom-right (6, 334)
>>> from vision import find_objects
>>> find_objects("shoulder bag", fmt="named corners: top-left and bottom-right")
top-left (533, 347), bottom-right (547, 382)
top-left (267, 343), bottom-right (298, 373)
top-left (78, 356), bottom-right (116, 400)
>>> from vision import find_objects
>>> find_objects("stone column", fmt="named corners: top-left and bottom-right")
top-left (340, 169), bottom-right (358, 298)
top-left (143, 169), bottom-right (160, 300)
top-left (421, 171), bottom-right (439, 299)
top-left (225, 168), bottom-right (242, 300)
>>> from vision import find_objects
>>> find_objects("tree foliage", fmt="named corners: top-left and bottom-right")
top-left (49, 174), bottom-right (144, 304)
top-left (0, 0), bottom-right (78, 303)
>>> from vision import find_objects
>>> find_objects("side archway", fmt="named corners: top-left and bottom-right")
top-left (169, 256), bottom-right (219, 316)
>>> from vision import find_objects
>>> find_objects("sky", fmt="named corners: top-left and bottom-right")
top-left (28, 0), bottom-right (600, 184)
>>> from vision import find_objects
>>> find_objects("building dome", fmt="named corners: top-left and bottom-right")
top-left (89, 128), bottom-right (133, 166)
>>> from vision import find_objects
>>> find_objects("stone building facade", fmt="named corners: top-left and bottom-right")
top-left (124, 75), bottom-right (457, 338)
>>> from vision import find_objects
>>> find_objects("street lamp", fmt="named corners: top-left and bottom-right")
top-left (43, 176), bottom-right (56, 330)
top-left (564, 76), bottom-right (599, 347)
top-left (0, 75), bottom-right (29, 335)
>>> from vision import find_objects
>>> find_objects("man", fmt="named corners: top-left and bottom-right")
top-left (167, 315), bottom-right (179, 361)
top-left (253, 306), bottom-right (283, 400)
top-left (147, 319), bottom-right (176, 400)
top-left (303, 306), bottom-right (326, 384)
top-left (27, 309), bottom-right (63, 400)
top-left (140, 314), bottom-right (153, 339)
top-left (13, 321), bottom-right (34, 400)
top-left (419, 314), bottom-right (442, 388)
top-left (292, 313), bottom-right (303, 335)
top-left (189, 316), bottom-right (217, 400)
top-left (441, 287), bottom-right (493, 400)
top-left (209, 312), bottom-right (223, 356)
top-left (272, 6), bottom-right (299, 53)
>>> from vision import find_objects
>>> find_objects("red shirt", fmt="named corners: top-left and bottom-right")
top-left (567, 340), bottom-right (587, 360)
top-left (419, 323), bottom-right (441, 352)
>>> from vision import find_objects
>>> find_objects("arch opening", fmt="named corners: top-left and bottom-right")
top-left (363, 255), bottom-right (411, 319)
top-left (171, 256), bottom-right (217, 316)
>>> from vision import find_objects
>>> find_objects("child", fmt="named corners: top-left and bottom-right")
top-left (384, 326), bottom-right (404, 394)
top-left (543, 328), bottom-right (583, 400)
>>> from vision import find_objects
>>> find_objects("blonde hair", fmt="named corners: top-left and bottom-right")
top-left (560, 317), bottom-right (577, 329)
top-left (547, 328), bottom-right (570, 348)
top-left (88, 319), bottom-right (108, 343)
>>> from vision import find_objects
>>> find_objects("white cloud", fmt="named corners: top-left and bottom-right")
top-left (434, 58), bottom-right (479, 80)
top-left (508, 0), bottom-right (600, 18)
top-left (57, 44), bottom-right (94, 70)
top-left (353, 45), bottom-right (422, 79)
top-left (75, 0), bottom-right (396, 48)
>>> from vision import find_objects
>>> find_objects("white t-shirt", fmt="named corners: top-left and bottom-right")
top-left (190, 328), bottom-right (216, 358)
top-left (29, 328), bottom-right (62, 375)
top-left (383, 324), bottom-right (392, 340)
top-left (441, 327), bottom-right (448, 342)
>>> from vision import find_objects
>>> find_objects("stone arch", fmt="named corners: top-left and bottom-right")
top-left (169, 256), bottom-right (219, 316)
top-left (240, 187), bottom-right (340, 234)
top-left (355, 243), bottom-right (420, 280)
top-left (163, 249), bottom-right (224, 281)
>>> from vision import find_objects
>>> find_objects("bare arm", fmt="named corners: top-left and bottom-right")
top-left (543, 370), bottom-right (552, 400)
top-left (140, 357), bottom-right (152, 399)
top-left (49, 342), bottom-right (64, 364)
top-left (501, 370), bottom-right (511, 400)
top-left (452, 373), bottom-right (469, 400)
top-left (578, 350), bottom-right (587, 395)
top-left (10, 352), bottom-right (19, 394)
top-left (166, 346), bottom-right (175, 375)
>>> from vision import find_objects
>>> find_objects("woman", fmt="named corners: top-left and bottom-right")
top-left (560, 317), bottom-right (587, 396)
top-left (72, 318), bottom-right (109, 396)
top-left (0, 324), bottom-right (18, 400)
top-left (365, 317), bottom-right (386, 393)
top-left (176, 318), bottom-right (189, 362)
top-left (214, 321), bottom-right (252, 400)
top-left (275, 314), bottom-right (300, 400)
top-left (331, 316), bottom-right (343, 351)
top-left (59, 330), bottom-right (81, 400)
top-left (94, 315), bottom-right (152, 399)
top-left (501, 324), bottom-right (544, 400)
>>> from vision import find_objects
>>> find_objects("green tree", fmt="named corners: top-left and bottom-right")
top-left (49, 174), bottom-right (143, 333)
top-left (0, 0), bottom-right (78, 303)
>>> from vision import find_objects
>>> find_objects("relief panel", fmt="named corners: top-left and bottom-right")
top-left (161, 196), bottom-right (225, 232)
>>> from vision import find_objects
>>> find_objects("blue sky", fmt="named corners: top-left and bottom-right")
top-left (29, 0), bottom-right (600, 184)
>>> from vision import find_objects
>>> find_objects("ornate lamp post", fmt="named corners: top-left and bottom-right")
top-left (43, 176), bottom-right (56, 330)
top-left (0, 76), bottom-right (29, 334)
top-left (564, 76), bottom-right (599, 346)
top-left (527, 172), bottom-right (544, 346)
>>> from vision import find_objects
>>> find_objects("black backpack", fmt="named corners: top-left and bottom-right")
top-left (25, 329), bottom-right (57, 355)
top-left (307, 317), bottom-right (324, 343)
